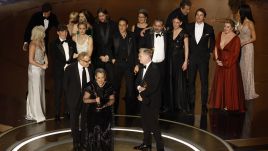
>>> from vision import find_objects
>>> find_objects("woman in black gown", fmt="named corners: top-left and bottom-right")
top-left (131, 8), bottom-right (149, 49)
top-left (167, 16), bottom-right (189, 112)
top-left (82, 68), bottom-right (115, 151)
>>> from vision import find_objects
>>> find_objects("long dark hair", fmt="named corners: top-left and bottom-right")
top-left (239, 4), bottom-right (255, 24)
top-left (79, 9), bottom-right (95, 25)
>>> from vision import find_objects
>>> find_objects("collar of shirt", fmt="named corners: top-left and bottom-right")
top-left (144, 61), bottom-right (152, 69)
top-left (154, 32), bottom-right (163, 36)
top-left (59, 38), bottom-right (66, 42)
top-left (78, 62), bottom-right (84, 70)
top-left (195, 22), bottom-right (204, 27)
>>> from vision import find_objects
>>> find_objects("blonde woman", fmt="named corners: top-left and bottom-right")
top-left (26, 25), bottom-right (48, 123)
top-left (72, 22), bottom-right (93, 58)
top-left (67, 11), bottom-right (79, 37)
top-left (72, 9), bottom-right (94, 36)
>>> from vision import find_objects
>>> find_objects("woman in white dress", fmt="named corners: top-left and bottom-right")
top-left (72, 22), bottom-right (93, 58)
top-left (26, 25), bottom-right (48, 123)
top-left (238, 4), bottom-right (259, 100)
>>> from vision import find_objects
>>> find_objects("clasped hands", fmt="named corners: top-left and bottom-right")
top-left (137, 85), bottom-right (146, 102)
top-left (100, 55), bottom-right (110, 63)
top-left (216, 59), bottom-right (223, 66)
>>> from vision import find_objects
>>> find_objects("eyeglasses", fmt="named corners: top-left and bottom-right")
top-left (81, 59), bottom-right (91, 64)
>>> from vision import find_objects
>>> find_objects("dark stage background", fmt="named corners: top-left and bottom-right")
top-left (0, 0), bottom-right (267, 143)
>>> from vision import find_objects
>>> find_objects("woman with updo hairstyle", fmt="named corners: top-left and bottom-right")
top-left (208, 19), bottom-right (245, 112)
top-left (26, 25), bottom-right (48, 123)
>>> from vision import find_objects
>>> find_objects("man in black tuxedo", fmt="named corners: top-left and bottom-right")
top-left (166, 0), bottom-right (192, 30)
top-left (50, 25), bottom-right (77, 121)
top-left (92, 8), bottom-right (117, 82)
top-left (186, 8), bottom-right (215, 114)
top-left (112, 18), bottom-right (138, 114)
top-left (139, 19), bottom-right (168, 112)
top-left (134, 48), bottom-right (164, 151)
top-left (64, 52), bottom-right (93, 151)
top-left (23, 2), bottom-right (59, 53)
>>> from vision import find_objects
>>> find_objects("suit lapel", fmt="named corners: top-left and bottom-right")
top-left (75, 62), bottom-right (82, 90)
top-left (200, 23), bottom-right (207, 42)
top-left (142, 63), bottom-right (152, 81)
top-left (56, 39), bottom-right (66, 58)
top-left (127, 35), bottom-right (132, 56)
top-left (68, 41), bottom-right (73, 61)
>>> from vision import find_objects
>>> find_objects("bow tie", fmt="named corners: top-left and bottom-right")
top-left (61, 40), bottom-right (68, 44)
top-left (142, 65), bottom-right (146, 69)
top-left (155, 33), bottom-right (162, 38)
top-left (43, 16), bottom-right (48, 20)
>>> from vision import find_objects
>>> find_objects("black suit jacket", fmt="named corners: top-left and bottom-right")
top-left (24, 12), bottom-right (59, 43)
top-left (64, 62), bottom-right (94, 110)
top-left (93, 20), bottom-right (117, 59)
top-left (186, 22), bottom-right (215, 63)
top-left (139, 29), bottom-right (167, 60)
top-left (50, 38), bottom-right (77, 78)
top-left (136, 63), bottom-right (161, 109)
top-left (112, 31), bottom-right (138, 67)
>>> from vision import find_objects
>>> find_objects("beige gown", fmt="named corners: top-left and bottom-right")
top-left (239, 25), bottom-right (259, 100)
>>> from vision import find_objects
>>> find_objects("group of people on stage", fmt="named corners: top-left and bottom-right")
top-left (23, 0), bottom-right (259, 150)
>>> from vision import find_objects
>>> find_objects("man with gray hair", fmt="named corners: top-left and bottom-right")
top-left (134, 48), bottom-right (164, 151)
top-left (64, 52), bottom-right (94, 150)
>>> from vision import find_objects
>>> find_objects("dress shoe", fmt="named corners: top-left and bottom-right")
top-left (133, 143), bottom-right (152, 150)
top-left (64, 112), bottom-right (70, 119)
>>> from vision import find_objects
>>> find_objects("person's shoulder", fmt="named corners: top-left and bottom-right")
top-left (205, 22), bottom-right (214, 29)
top-left (33, 12), bottom-right (42, 17)
top-left (169, 8), bottom-right (180, 16)
top-left (127, 31), bottom-right (135, 37)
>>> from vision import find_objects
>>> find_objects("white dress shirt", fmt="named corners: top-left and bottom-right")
top-left (195, 22), bottom-right (204, 44)
top-left (59, 38), bottom-right (70, 61)
top-left (43, 13), bottom-right (49, 30)
top-left (44, 19), bottom-right (49, 30)
top-left (142, 61), bottom-right (152, 79)
top-left (78, 62), bottom-right (90, 88)
top-left (152, 32), bottom-right (165, 63)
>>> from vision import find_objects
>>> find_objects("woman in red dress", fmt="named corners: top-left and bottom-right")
top-left (208, 19), bottom-right (245, 112)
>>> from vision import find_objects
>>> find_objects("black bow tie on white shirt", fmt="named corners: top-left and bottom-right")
top-left (156, 33), bottom-right (162, 38)
top-left (43, 16), bottom-right (48, 20)
top-left (61, 40), bottom-right (68, 44)
top-left (142, 65), bottom-right (146, 69)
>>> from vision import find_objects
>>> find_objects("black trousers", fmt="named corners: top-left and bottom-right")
top-left (54, 71), bottom-right (68, 116)
top-left (113, 62), bottom-right (136, 114)
top-left (188, 61), bottom-right (209, 108)
top-left (154, 61), bottom-right (168, 110)
top-left (70, 101), bottom-right (83, 146)
top-left (141, 105), bottom-right (164, 150)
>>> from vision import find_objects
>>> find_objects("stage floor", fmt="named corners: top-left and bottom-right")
top-left (0, 115), bottom-right (232, 151)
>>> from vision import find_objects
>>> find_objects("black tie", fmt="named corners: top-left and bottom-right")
top-left (61, 40), bottom-right (68, 45)
top-left (142, 65), bottom-right (146, 69)
top-left (156, 33), bottom-right (161, 38)
top-left (82, 67), bottom-right (87, 88)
